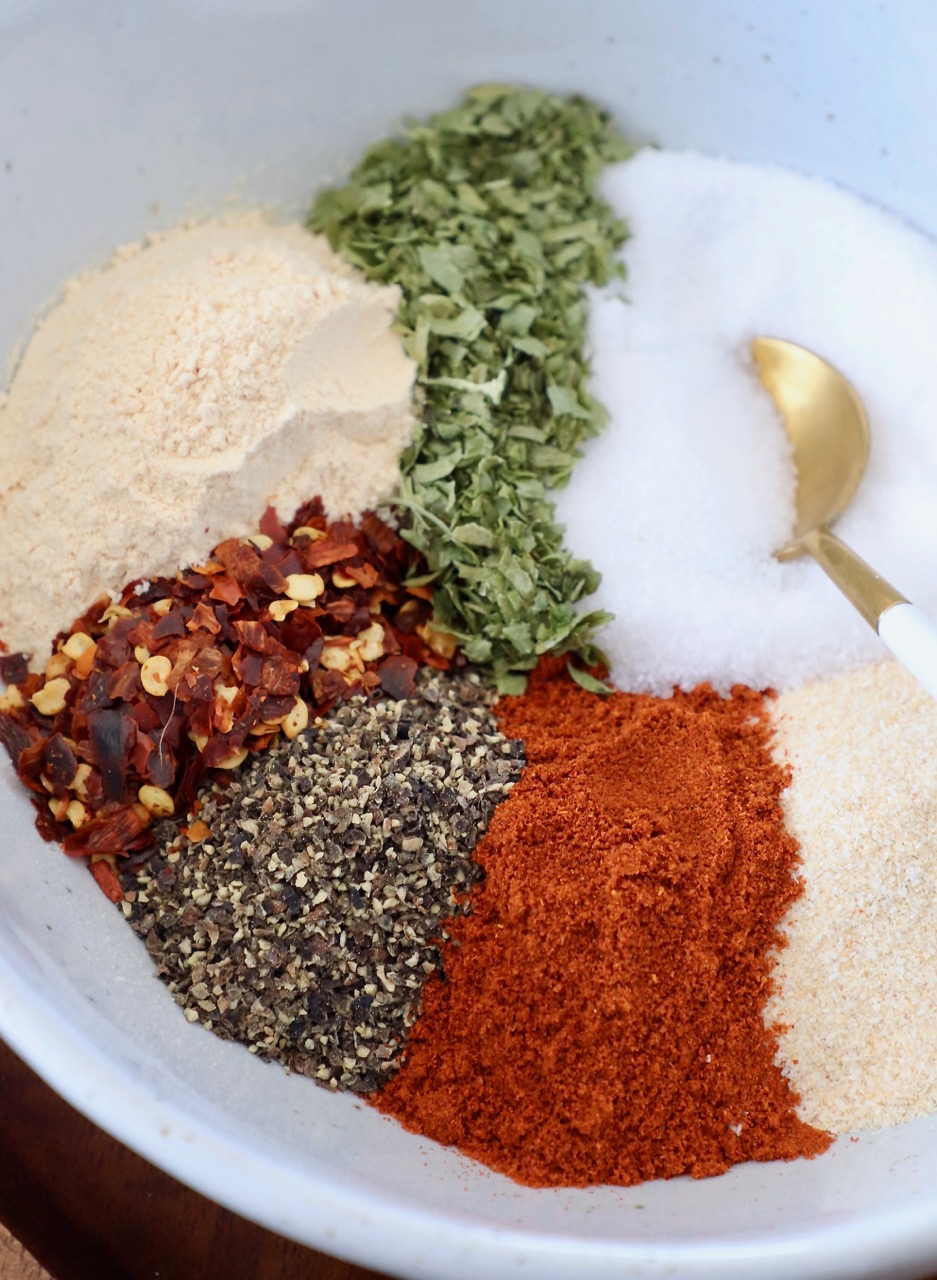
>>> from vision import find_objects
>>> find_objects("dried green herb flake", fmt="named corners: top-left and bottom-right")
top-left (308, 85), bottom-right (631, 691)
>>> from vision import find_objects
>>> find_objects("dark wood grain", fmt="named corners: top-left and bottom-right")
top-left (0, 1038), bottom-right (392, 1280)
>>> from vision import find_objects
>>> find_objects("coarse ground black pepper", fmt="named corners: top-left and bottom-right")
top-left (120, 668), bottom-right (523, 1093)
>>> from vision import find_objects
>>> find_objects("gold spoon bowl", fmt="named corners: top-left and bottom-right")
top-left (752, 336), bottom-right (937, 700)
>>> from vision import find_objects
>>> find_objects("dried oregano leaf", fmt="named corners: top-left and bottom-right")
top-left (567, 663), bottom-right (615, 697)
top-left (308, 84), bottom-right (631, 691)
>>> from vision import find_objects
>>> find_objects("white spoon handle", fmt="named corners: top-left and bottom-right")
top-left (803, 526), bottom-right (937, 701)
top-left (878, 603), bottom-right (937, 700)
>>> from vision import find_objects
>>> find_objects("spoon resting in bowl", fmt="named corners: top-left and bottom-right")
top-left (752, 336), bottom-right (937, 700)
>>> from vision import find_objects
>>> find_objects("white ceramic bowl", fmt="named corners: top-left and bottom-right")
top-left (3, 3), bottom-right (937, 1277)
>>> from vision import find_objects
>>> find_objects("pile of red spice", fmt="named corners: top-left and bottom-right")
top-left (372, 658), bottom-right (831, 1186)
top-left (0, 499), bottom-right (452, 901)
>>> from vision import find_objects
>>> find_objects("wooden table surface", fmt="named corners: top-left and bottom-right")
top-left (0, 1038), bottom-right (392, 1280)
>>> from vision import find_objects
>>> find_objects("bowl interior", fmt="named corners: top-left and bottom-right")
top-left (3, 3), bottom-right (937, 1277)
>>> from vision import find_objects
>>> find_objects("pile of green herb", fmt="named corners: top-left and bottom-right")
top-left (308, 85), bottom-right (630, 692)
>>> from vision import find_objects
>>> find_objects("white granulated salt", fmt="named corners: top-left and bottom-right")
top-left (556, 149), bottom-right (937, 695)
top-left (766, 660), bottom-right (937, 1132)
top-left (0, 216), bottom-right (416, 661)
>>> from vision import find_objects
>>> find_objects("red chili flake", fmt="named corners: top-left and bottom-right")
top-left (259, 505), bottom-right (288, 543)
top-left (145, 744), bottom-right (176, 791)
top-left (129, 731), bottom-right (154, 778)
top-left (311, 666), bottom-right (353, 709)
top-left (187, 602), bottom-right (222, 635)
top-left (95, 619), bottom-right (134, 668)
top-left (41, 733), bottom-right (79, 795)
top-left (171, 751), bottom-right (208, 819)
top-left (288, 497), bottom-right (326, 530)
top-left (235, 621), bottom-right (293, 660)
top-left (209, 574), bottom-right (243, 607)
top-left (258, 694), bottom-right (296, 721)
top-left (89, 859), bottom-right (125, 903)
top-left (328, 519), bottom-right (359, 542)
top-left (212, 539), bottom-right (269, 589)
top-left (260, 656), bottom-right (300, 698)
top-left (86, 708), bottom-right (137, 804)
top-left (0, 653), bottom-right (29, 684)
top-left (264, 545), bottom-right (303, 579)
top-left (132, 728), bottom-right (177, 787)
top-left (123, 578), bottom-right (163, 607)
top-left (377, 655), bottom-right (418, 700)
top-left (182, 673), bottom-right (215, 707)
top-left (211, 690), bottom-right (242, 735)
top-left (302, 540), bottom-right (362, 569)
top-left (128, 618), bottom-right (157, 651)
top-left (232, 619), bottom-right (270, 651)
top-left (250, 561), bottom-right (282, 597)
top-left (200, 731), bottom-right (247, 769)
top-left (63, 803), bottom-right (151, 857)
top-left (303, 636), bottom-right (325, 673)
top-left (381, 627), bottom-right (403, 656)
top-left (187, 697), bottom-right (214, 744)
top-left (344, 606), bottom-right (374, 637)
top-left (17, 737), bottom-right (53, 795)
top-left (83, 669), bottom-right (116, 710)
top-left (397, 631), bottom-right (450, 670)
top-left (343, 561), bottom-right (380, 589)
top-left (131, 699), bottom-right (163, 734)
top-left (152, 610), bottom-right (187, 641)
top-left (210, 538), bottom-right (243, 570)
top-left (211, 602), bottom-right (232, 640)
top-left (0, 499), bottom-right (451, 899)
top-left (277, 610), bottom-right (322, 654)
top-left (231, 645), bottom-right (264, 687)
top-left (166, 639), bottom-right (221, 695)
top-left (165, 665), bottom-right (196, 701)
top-left (188, 646), bottom-right (224, 682)
top-left (323, 597), bottom-right (357, 625)
top-left (0, 712), bottom-right (32, 764)
top-left (361, 511), bottom-right (403, 558)
top-left (79, 767), bottom-right (105, 811)
top-left (108, 661), bottom-right (142, 702)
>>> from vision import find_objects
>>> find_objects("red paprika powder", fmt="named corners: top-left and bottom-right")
top-left (372, 659), bottom-right (831, 1187)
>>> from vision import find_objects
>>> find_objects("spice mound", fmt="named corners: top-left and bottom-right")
top-left (373, 660), bottom-right (831, 1186)
top-left (767, 659), bottom-right (937, 1132)
top-left (309, 84), bottom-right (631, 691)
top-left (122, 669), bottom-right (523, 1093)
top-left (0, 216), bottom-right (416, 660)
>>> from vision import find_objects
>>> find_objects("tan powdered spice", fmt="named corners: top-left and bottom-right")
top-left (767, 658), bottom-right (937, 1131)
top-left (0, 216), bottom-right (416, 660)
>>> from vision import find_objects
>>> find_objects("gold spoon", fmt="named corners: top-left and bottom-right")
top-left (752, 336), bottom-right (937, 700)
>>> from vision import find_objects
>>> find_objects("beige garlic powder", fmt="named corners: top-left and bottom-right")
top-left (767, 658), bottom-right (937, 1132)
top-left (0, 215), bottom-right (416, 660)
